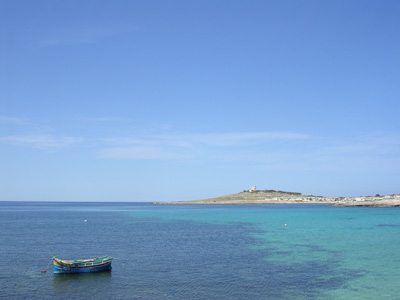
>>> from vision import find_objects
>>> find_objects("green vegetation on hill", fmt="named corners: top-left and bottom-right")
top-left (242, 189), bottom-right (302, 195)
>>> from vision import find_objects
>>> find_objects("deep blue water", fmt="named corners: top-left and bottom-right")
top-left (0, 202), bottom-right (399, 299)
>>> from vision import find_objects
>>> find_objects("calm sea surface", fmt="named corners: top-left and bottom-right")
top-left (0, 202), bottom-right (399, 299)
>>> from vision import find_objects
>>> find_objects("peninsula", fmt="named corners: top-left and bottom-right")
top-left (155, 188), bottom-right (400, 207)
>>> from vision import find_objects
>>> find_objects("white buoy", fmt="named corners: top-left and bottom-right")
top-left (284, 224), bottom-right (287, 227)
top-left (84, 220), bottom-right (87, 223)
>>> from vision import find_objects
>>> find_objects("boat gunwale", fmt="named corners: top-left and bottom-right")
top-left (53, 256), bottom-right (112, 269)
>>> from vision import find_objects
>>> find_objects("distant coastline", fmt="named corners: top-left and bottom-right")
top-left (154, 189), bottom-right (400, 207)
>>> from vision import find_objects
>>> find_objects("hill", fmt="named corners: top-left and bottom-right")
top-left (155, 189), bottom-right (331, 205)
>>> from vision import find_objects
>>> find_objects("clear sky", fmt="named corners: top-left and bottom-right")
top-left (1, 1), bottom-right (399, 202)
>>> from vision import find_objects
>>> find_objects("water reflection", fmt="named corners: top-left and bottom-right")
top-left (53, 271), bottom-right (112, 295)
top-left (54, 270), bottom-right (111, 281)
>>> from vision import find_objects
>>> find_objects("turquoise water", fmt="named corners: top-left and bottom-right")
top-left (0, 202), bottom-right (399, 299)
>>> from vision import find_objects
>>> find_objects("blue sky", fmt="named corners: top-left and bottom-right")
top-left (1, 1), bottom-right (399, 202)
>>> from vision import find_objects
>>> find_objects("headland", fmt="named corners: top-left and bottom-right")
top-left (154, 189), bottom-right (400, 207)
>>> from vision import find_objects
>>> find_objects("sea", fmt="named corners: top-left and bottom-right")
top-left (0, 201), bottom-right (399, 300)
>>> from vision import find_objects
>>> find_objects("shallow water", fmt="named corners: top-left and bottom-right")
top-left (0, 202), bottom-right (399, 299)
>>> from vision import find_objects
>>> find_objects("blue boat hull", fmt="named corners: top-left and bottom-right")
top-left (53, 256), bottom-right (112, 274)
top-left (53, 263), bottom-right (112, 273)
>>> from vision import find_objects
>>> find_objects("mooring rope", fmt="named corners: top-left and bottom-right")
top-left (41, 257), bottom-right (54, 273)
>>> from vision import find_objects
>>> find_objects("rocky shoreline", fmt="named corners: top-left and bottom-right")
top-left (154, 190), bottom-right (400, 207)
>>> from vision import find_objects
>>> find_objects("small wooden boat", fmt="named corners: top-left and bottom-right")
top-left (53, 256), bottom-right (112, 274)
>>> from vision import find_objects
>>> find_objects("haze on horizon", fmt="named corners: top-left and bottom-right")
top-left (1, 1), bottom-right (399, 202)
